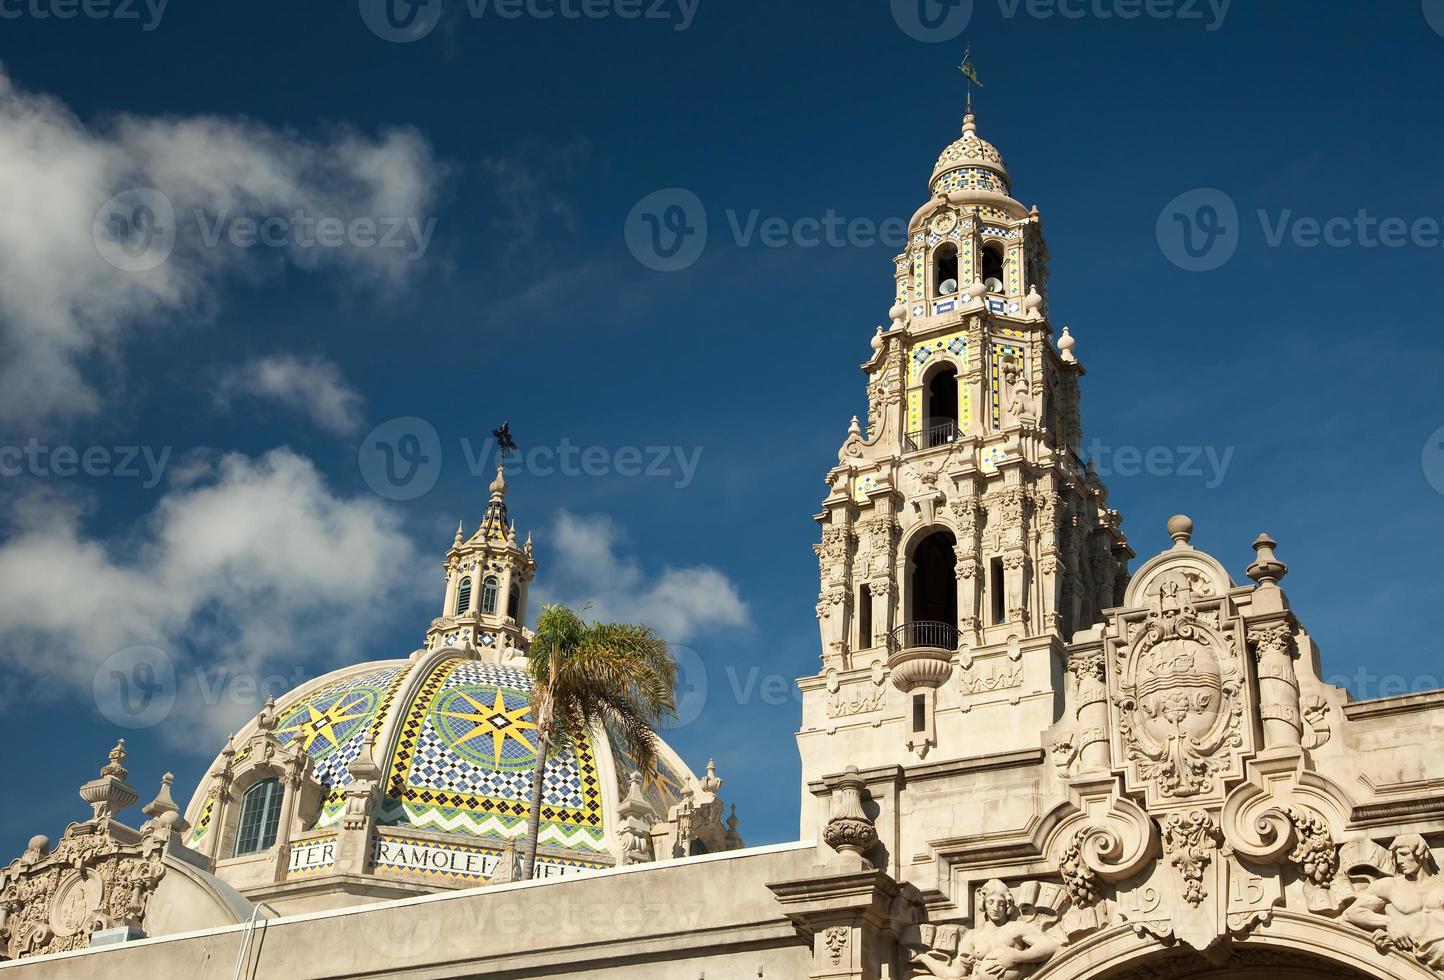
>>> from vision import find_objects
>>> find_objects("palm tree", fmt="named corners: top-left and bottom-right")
top-left (519, 604), bottom-right (678, 882)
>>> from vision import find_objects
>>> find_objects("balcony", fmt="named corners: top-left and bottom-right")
top-left (887, 621), bottom-right (959, 692)
top-left (903, 421), bottom-right (959, 454)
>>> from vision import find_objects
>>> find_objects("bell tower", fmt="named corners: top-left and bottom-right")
top-left (799, 106), bottom-right (1133, 826)
top-left (425, 466), bottom-right (536, 657)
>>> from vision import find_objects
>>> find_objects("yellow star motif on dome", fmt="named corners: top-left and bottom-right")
top-left (277, 693), bottom-right (372, 753)
top-left (440, 688), bottom-right (537, 762)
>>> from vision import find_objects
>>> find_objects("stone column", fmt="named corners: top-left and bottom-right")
top-left (1246, 534), bottom-right (1302, 754)
top-left (1068, 645), bottom-right (1111, 772)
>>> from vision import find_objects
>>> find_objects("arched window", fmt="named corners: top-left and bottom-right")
top-left (981, 243), bottom-right (1005, 291)
top-left (455, 577), bottom-right (472, 615)
top-left (482, 577), bottom-right (500, 615)
top-left (234, 779), bottom-right (284, 856)
top-left (925, 364), bottom-right (959, 446)
top-left (910, 530), bottom-right (958, 632)
top-left (507, 583), bottom-right (520, 620)
top-left (933, 243), bottom-right (959, 296)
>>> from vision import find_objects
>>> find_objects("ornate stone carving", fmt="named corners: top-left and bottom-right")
top-left (823, 767), bottom-right (877, 865)
top-left (1284, 807), bottom-right (1337, 887)
top-left (827, 686), bottom-right (886, 718)
top-left (1160, 810), bottom-right (1220, 907)
top-left (960, 661), bottom-right (1023, 696)
top-left (823, 925), bottom-right (849, 965)
top-left (907, 880), bottom-right (1063, 980)
top-left (1113, 581), bottom-right (1248, 806)
top-left (1058, 828), bottom-right (1101, 907)
top-left (1343, 834), bottom-right (1444, 968)
top-left (617, 772), bottom-right (657, 866)
top-left (0, 748), bottom-right (174, 961)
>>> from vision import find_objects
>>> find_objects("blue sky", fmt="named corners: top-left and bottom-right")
top-left (1, 1), bottom-right (1443, 859)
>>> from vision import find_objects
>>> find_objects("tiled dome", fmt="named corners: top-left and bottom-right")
top-left (930, 113), bottom-right (1011, 197)
top-left (185, 649), bottom-right (698, 875)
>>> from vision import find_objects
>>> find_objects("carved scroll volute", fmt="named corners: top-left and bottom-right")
top-left (1047, 787), bottom-right (1158, 900)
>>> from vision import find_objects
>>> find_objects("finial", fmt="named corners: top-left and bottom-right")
top-left (489, 465), bottom-right (508, 499)
top-left (871, 325), bottom-right (884, 351)
top-left (454, 520), bottom-right (464, 546)
top-left (103, 739), bottom-right (129, 779)
top-left (348, 732), bottom-right (383, 781)
top-left (888, 303), bottom-right (908, 328)
top-left (81, 739), bottom-right (139, 820)
top-left (1167, 515), bottom-right (1194, 549)
top-left (1247, 533), bottom-right (1288, 588)
top-left (257, 695), bottom-right (278, 733)
top-left (848, 416), bottom-right (861, 437)
top-left (1023, 284), bottom-right (1043, 318)
top-left (143, 773), bottom-right (178, 816)
top-left (701, 758), bottom-right (723, 795)
top-left (23, 835), bottom-right (50, 863)
top-left (507, 520), bottom-right (518, 545)
top-left (1057, 326), bottom-right (1077, 364)
top-left (524, 531), bottom-right (533, 556)
top-left (962, 112), bottom-right (977, 138)
top-left (142, 773), bottom-right (187, 834)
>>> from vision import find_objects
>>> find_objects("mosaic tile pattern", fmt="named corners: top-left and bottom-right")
top-left (189, 664), bottom-right (411, 845)
top-left (275, 665), bottom-right (412, 789)
top-left (933, 167), bottom-right (1007, 194)
top-left (382, 658), bottom-right (606, 853)
top-left (907, 334), bottom-right (970, 434)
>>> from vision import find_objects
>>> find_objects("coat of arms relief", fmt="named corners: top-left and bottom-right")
top-left (1111, 576), bottom-right (1252, 810)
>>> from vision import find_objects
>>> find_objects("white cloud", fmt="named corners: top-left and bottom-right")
top-left (537, 511), bottom-right (750, 644)
top-left (216, 354), bottom-right (364, 435)
top-left (0, 67), bottom-right (445, 427)
top-left (0, 449), bottom-right (424, 742)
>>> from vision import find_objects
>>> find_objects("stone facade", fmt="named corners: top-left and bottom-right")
top-left (5, 108), bottom-right (1444, 980)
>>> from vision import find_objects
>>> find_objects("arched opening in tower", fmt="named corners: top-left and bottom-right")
top-left (910, 530), bottom-right (958, 630)
top-left (925, 364), bottom-right (959, 445)
top-left (981, 242), bottom-right (1005, 290)
top-left (933, 243), bottom-right (959, 295)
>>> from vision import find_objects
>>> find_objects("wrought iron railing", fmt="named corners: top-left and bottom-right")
top-left (890, 621), bottom-right (960, 653)
top-left (903, 421), bottom-right (959, 453)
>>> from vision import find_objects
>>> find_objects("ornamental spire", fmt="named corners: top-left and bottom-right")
top-left (478, 466), bottom-right (511, 542)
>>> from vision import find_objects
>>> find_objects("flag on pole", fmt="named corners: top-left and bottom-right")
top-left (960, 52), bottom-right (983, 88)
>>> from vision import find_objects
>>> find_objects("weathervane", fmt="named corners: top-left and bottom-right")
top-left (960, 47), bottom-right (983, 114)
top-left (492, 420), bottom-right (518, 457)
